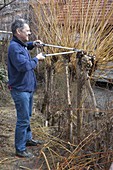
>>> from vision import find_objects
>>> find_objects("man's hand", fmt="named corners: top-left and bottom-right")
top-left (36, 53), bottom-right (45, 60)
top-left (33, 40), bottom-right (44, 48)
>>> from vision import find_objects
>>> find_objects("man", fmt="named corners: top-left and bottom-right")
top-left (7, 19), bottom-right (45, 158)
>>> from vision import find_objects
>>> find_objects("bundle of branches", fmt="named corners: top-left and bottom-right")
top-left (30, 0), bottom-right (113, 70)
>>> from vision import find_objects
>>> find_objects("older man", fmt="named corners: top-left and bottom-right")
top-left (7, 19), bottom-right (45, 158)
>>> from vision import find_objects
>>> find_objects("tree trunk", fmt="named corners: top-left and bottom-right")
top-left (76, 58), bottom-right (84, 144)
top-left (42, 65), bottom-right (54, 127)
top-left (65, 60), bottom-right (73, 142)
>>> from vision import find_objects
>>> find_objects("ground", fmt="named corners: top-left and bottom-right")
top-left (0, 86), bottom-right (113, 170)
top-left (0, 91), bottom-right (48, 170)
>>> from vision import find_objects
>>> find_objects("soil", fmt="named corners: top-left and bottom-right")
top-left (0, 91), bottom-right (48, 170)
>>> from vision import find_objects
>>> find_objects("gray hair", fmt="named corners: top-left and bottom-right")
top-left (11, 19), bottom-right (28, 35)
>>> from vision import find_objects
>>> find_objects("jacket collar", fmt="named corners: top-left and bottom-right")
top-left (12, 36), bottom-right (27, 47)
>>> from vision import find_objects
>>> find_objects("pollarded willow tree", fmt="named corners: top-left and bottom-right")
top-left (29, 0), bottom-right (113, 141)
top-left (29, 1), bottom-right (113, 169)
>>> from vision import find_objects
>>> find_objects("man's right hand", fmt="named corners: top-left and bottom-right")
top-left (36, 53), bottom-right (45, 60)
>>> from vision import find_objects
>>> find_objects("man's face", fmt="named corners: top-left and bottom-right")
top-left (17, 23), bottom-right (31, 42)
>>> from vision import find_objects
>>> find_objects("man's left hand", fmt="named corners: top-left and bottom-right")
top-left (33, 40), bottom-right (44, 48)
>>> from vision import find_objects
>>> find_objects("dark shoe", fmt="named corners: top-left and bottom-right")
top-left (16, 150), bottom-right (34, 158)
top-left (26, 139), bottom-right (44, 146)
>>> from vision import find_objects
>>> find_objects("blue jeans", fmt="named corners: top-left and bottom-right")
top-left (11, 90), bottom-right (33, 152)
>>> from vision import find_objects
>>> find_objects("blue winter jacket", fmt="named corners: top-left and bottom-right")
top-left (8, 36), bottom-right (38, 92)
